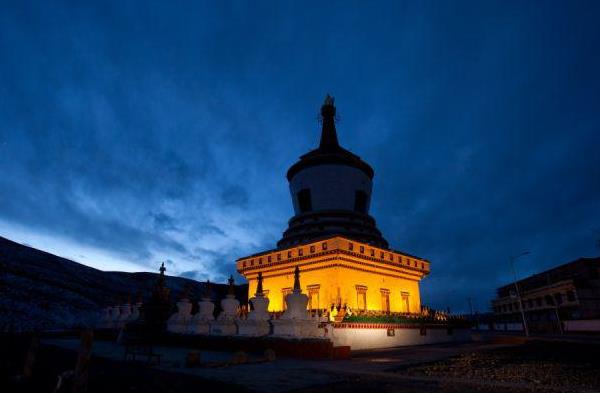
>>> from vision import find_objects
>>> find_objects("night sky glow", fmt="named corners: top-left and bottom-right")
top-left (1, 1), bottom-right (599, 313)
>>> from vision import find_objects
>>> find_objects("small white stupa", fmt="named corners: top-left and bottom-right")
top-left (109, 304), bottom-right (121, 328)
top-left (98, 306), bottom-right (113, 329)
top-left (190, 280), bottom-right (215, 335)
top-left (237, 272), bottom-right (271, 337)
top-left (129, 298), bottom-right (142, 323)
top-left (271, 266), bottom-right (321, 338)
top-left (209, 275), bottom-right (239, 336)
top-left (167, 288), bottom-right (193, 334)
top-left (117, 298), bottom-right (132, 328)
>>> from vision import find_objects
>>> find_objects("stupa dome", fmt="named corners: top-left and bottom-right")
top-left (278, 95), bottom-right (388, 249)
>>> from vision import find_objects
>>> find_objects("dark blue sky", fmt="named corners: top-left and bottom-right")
top-left (1, 1), bottom-right (599, 313)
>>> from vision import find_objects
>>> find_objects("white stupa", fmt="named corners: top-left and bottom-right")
top-left (271, 266), bottom-right (321, 338)
top-left (167, 291), bottom-right (193, 334)
top-left (209, 275), bottom-right (239, 336)
top-left (190, 280), bottom-right (215, 335)
top-left (237, 272), bottom-right (271, 337)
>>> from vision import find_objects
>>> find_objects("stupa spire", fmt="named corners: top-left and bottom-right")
top-left (202, 279), bottom-right (211, 300)
top-left (256, 272), bottom-right (264, 296)
top-left (319, 94), bottom-right (339, 150)
top-left (227, 274), bottom-right (235, 296)
top-left (293, 265), bottom-right (301, 292)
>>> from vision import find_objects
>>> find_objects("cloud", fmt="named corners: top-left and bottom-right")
top-left (0, 1), bottom-right (599, 313)
top-left (151, 212), bottom-right (180, 232)
top-left (220, 185), bottom-right (250, 208)
top-left (180, 270), bottom-right (202, 280)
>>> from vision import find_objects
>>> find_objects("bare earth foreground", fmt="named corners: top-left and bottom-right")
top-left (2, 334), bottom-right (600, 393)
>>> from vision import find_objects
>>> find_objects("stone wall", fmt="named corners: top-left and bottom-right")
top-left (493, 322), bottom-right (524, 331)
top-left (328, 323), bottom-right (470, 350)
top-left (564, 319), bottom-right (600, 332)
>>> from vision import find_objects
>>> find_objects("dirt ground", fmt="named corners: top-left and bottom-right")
top-left (290, 341), bottom-right (600, 393)
top-left (393, 341), bottom-right (600, 392)
top-left (1, 337), bottom-right (251, 393)
top-left (3, 335), bottom-right (600, 393)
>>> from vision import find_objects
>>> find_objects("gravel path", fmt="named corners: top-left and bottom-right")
top-left (393, 341), bottom-right (600, 392)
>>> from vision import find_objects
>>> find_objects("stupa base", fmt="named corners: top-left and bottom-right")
top-left (236, 319), bottom-right (271, 337)
top-left (271, 319), bottom-right (321, 338)
top-left (209, 320), bottom-right (237, 336)
top-left (189, 321), bottom-right (211, 335)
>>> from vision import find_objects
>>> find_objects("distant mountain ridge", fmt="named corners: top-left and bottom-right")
top-left (0, 236), bottom-right (247, 331)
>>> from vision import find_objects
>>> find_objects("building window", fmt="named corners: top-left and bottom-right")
top-left (297, 189), bottom-right (312, 213)
top-left (371, 249), bottom-right (375, 257)
top-left (348, 242), bottom-right (354, 251)
top-left (298, 248), bottom-right (303, 256)
top-left (322, 242), bottom-right (328, 251)
top-left (536, 298), bottom-right (542, 307)
top-left (401, 292), bottom-right (410, 313)
top-left (359, 246), bottom-right (364, 253)
top-left (527, 299), bottom-right (533, 308)
top-left (259, 258), bottom-right (262, 265)
top-left (267, 256), bottom-right (271, 263)
top-left (277, 253), bottom-right (281, 261)
top-left (251, 260), bottom-right (254, 266)
top-left (308, 285), bottom-right (320, 311)
top-left (243, 261), bottom-right (246, 267)
top-left (380, 251), bottom-right (384, 259)
top-left (566, 290), bottom-right (575, 302)
top-left (282, 288), bottom-right (292, 311)
top-left (554, 293), bottom-right (563, 305)
top-left (356, 285), bottom-right (368, 311)
top-left (287, 251), bottom-right (292, 258)
top-left (380, 289), bottom-right (390, 314)
top-left (545, 295), bottom-right (554, 306)
top-left (354, 190), bottom-right (368, 213)
top-left (310, 245), bottom-right (315, 253)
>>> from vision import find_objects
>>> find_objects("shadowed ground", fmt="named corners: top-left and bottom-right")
top-left (2, 334), bottom-right (600, 393)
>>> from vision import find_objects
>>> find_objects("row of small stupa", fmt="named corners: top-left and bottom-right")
top-left (98, 299), bottom-right (142, 330)
top-left (166, 267), bottom-right (322, 338)
top-left (98, 266), bottom-right (323, 338)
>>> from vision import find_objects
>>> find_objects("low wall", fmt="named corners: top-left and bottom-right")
top-left (564, 319), bottom-right (600, 333)
top-left (160, 334), bottom-right (350, 359)
top-left (493, 322), bottom-right (523, 331)
top-left (328, 323), bottom-right (470, 350)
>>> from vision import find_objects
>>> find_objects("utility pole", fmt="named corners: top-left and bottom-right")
top-left (554, 303), bottom-right (564, 335)
top-left (467, 297), bottom-right (476, 330)
top-left (509, 251), bottom-right (531, 337)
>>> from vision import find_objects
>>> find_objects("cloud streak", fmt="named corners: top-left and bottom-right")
top-left (0, 1), bottom-right (599, 312)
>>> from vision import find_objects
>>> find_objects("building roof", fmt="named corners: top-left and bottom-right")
top-left (496, 256), bottom-right (600, 297)
top-left (236, 234), bottom-right (427, 262)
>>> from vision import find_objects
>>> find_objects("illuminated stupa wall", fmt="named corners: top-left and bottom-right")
top-left (237, 96), bottom-right (429, 313)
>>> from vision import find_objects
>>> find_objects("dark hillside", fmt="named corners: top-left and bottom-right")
top-left (0, 236), bottom-right (247, 331)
